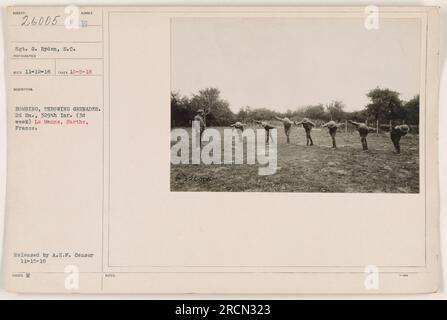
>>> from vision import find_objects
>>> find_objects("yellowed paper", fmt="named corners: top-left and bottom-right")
top-left (2, 6), bottom-right (440, 294)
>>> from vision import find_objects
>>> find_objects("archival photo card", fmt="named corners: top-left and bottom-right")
top-left (170, 17), bottom-right (422, 193)
top-left (3, 6), bottom-right (440, 294)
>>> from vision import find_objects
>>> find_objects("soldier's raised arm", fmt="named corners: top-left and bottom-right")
top-left (348, 120), bottom-right (361, 127)
top-left (274, 116), bottom-right (284, 122)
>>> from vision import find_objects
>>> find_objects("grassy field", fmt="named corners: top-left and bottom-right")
top-left (171, 126), bottom-right (419, 193)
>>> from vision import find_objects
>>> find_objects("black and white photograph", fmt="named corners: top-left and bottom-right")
top-left (1, 3), bottom-right (444, 299)
top-left (170, 17), bottom-right (421, 193)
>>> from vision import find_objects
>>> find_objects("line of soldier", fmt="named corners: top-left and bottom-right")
top-left (194, 109), bottom-right (410, 153)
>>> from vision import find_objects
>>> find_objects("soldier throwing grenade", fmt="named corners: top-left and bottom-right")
top-left (295, 118), bottom-right (315, 146)
top-left (254, 120), bottom-right (277, 143)
top-left (274, 116), bottom-right (294, 144)
top-left (348, 120), bottom-right (376, 151)
top-left (230, 121), bottom-right (247, 141)
top-left (230, 121), bottom-right (246, 132)
top-left (390, 124), bottom-right (410, 153)
top-left (322, 120), bottom-right (344, 148)
top-left (294, 118), bottom-right (316, 146)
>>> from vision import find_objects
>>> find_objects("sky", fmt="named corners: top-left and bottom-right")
top-left (171, 18), bottom-right (421, 112)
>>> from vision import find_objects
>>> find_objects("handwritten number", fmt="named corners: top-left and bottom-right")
top-left (52, 16), bottom-right (60, 25)
top-left (21, 15), bottom-right (60, 27)
top-left (21, 15), bottom-right (28, 26)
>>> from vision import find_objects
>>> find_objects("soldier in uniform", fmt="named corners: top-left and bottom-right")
top-left (230, 121), bottom-right (247, 142)
top-left (193, 109), bottom-right (208, 147)
top-left (390, 124), bottom-right (410, 153)
top-left (275, 116), bottom-right (294, 144)
top-left (230, 121), bottom-right (247, 132)
top-left (254, 120), bottom-right (277, 143)
top-left (294, 118), bottom-right (316, 146)
top-left (348, 120), bottom-right (376, 151)
top-left (322, 120), bottom-right (344, 148)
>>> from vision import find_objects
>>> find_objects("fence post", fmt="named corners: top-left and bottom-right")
top-left (376, 120), bottom-right (379, 134)
top-left (345, 120), bottom-right (348, 133)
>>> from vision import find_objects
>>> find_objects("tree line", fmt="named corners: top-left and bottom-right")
top-left (171, 87), bottom-right (419, 128)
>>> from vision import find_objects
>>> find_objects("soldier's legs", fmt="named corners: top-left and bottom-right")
top-left (285, 128), bottom-right (290, 144)
top-left (331, 134), bottom-right (336, 148)
top-left (357, 128), bottom-right (370, 150)
top-left (308, 131), bottom-right (314, 146)
top-left (360, 135), bottom-right (368, 150)
top-left (199, 129), bottom-right (204, 148)
top-left (391, 133), bottom-right (401, 153)
top-left (329, 128), bottom-right (337, 148)
top-left (395, 139), bottom-right (401, 153)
